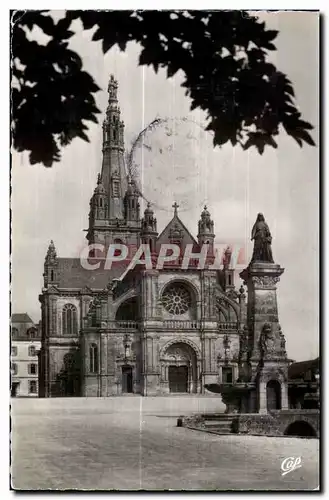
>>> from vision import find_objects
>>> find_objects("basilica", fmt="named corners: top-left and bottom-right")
top-left (39, 76), bottom-right (289, 411)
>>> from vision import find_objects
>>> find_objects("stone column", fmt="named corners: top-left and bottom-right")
top-left (240, 261), bottom-right (290, 413)
top-left (202, 333), bottom-right (218, 388)
top-left (100, 334), bottom-right (108, 396)
top-left (142, 333), bottom-right (160, 395)
top-left (140, 269), bottom-right (160, 395)
top-left (258, 380), bottom-right (267, 414)
top-left (240, 262), bottom-right (284, 360)
top-left (200, 270), bottom-right (218, 321)
top-left (281, 381), bottom-right (289, 410)
top-left (141, 270), bottom-right (160, 320)
top-left (49, 295), bottom-right (58, 337)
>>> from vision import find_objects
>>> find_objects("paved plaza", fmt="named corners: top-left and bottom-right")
top-left (11, 397), bottom-right (319, 491)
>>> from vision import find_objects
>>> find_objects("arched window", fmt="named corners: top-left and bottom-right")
top-left (27, 327), bottom-right (38, 339)
top-left (89, 344), bottom-right (98, 373)
top-left (51, 270), bottom-right (54, 281)
top-left (112, 181), bottom-right (120, 197)
top-left (62, 304), bottom-right (78, 336)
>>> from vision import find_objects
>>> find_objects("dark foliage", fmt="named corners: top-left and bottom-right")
top-left (11, 10), bottom-right (315, 167)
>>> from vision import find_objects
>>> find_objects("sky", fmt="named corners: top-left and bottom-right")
top-left (11, 11), bottom-right (319, 361)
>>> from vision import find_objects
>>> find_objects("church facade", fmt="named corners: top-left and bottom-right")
top-left (39, 76), bottom-right (290, 411)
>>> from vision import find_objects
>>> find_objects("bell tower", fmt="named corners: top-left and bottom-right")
top-left (86, 75), bottom-right (141, 251)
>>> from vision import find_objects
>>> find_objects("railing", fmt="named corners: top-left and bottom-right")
top-left (163, 320), bottom-right (200, 330)
top-left (218, 322), bottom-right (239, 331)
top-left (109, 321), bottom-right (139, 329)
top-left (84, 320), bottom-right (238, 331)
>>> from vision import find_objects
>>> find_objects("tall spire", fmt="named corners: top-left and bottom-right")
top-left (100, 74), bottom-right (127, 219)
top-left (86, 75), bottom-right (141, 250)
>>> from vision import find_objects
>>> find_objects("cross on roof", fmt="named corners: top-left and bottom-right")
top-left (172, 202), bottom-right (179, 216)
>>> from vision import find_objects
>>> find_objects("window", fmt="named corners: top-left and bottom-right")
top-left (27, 327), bottom-right (38, 339)
top-left (11, 363), bottom-right (17, 375)
top-left (51, 270), bottom-right (54, 281)
top-left (222, 366), bottom-right (233, 384)
top-left (162, 284), bottom-right (191, 315)
top-left (89, 344), bottom-right (98, 373)
top-left (28, 380), bottom-right (37, 394)
top-left (62, 304), bottom-right (78, 336)
top-left (28, 363), bottom-right (37, 375)
top-left (11, 326), bottom-right (18, 338)
top-left (112, 181), bottom-right (120, 198)
top-left (28, 346), bottom-right (36, 357)
top-left (11, 346), bottom-right (17, 356)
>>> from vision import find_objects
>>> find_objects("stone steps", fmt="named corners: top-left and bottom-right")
top-left (186, 413), bottom-right (237, 435)
top-left (179, 412), bottom-right (238, 434)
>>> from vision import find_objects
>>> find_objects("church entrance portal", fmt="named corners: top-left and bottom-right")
top-left (169, 365), bottom-right (188, 393)
top-left (122, 365), bottom-right (133, 393)
top-left (162, 342), bottom-right (198, 394)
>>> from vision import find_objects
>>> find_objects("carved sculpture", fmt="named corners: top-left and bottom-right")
top-left (252, 276), bottom-right (280, 289)
top-left (251, 213), bottom-right (274, 263)
top-left (259, 322), bottom-right (276, 357)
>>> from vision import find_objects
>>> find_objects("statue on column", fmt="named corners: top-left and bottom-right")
top-left (251, 213), bottom-right (274, 263)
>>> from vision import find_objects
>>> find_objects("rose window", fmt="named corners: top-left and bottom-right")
top-left (162, 285), bottom-right (191, 315)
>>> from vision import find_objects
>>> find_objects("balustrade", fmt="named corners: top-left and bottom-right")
top-left (218, 322), bottom-right (238, 331)
top-left (163, 320), bottom-right (200, 329)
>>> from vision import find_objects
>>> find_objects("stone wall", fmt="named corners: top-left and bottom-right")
top-left (233, 410), bottom-right (319, 437)
top-left (179, 410), bottom-right (320, 438)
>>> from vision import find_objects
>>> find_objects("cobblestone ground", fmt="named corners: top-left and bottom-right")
top-left (11, 397), bottom-right (319, 491)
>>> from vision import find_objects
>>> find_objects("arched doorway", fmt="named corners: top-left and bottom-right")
top-left (162, 342), bottom-right (198, 393)
top-left (122, 365), bottom-right (133, 393)
top-left (266, 380), bottom-right (281, 411)
top-left (284, 421), bottom-right (317, 437)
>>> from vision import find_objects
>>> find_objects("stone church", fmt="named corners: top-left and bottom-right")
top-left (39, 75), bottom-right (290, 412)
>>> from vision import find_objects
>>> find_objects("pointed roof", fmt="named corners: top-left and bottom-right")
top-left (157, 202), bottom-right (197, 247)
top-left (11, 313), bottom-right (34, 324)
top-left (50, 258), bottom-right (129, 289)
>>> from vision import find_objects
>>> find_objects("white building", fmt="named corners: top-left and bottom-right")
top-left (11, 313), bottom-right (41, 397)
